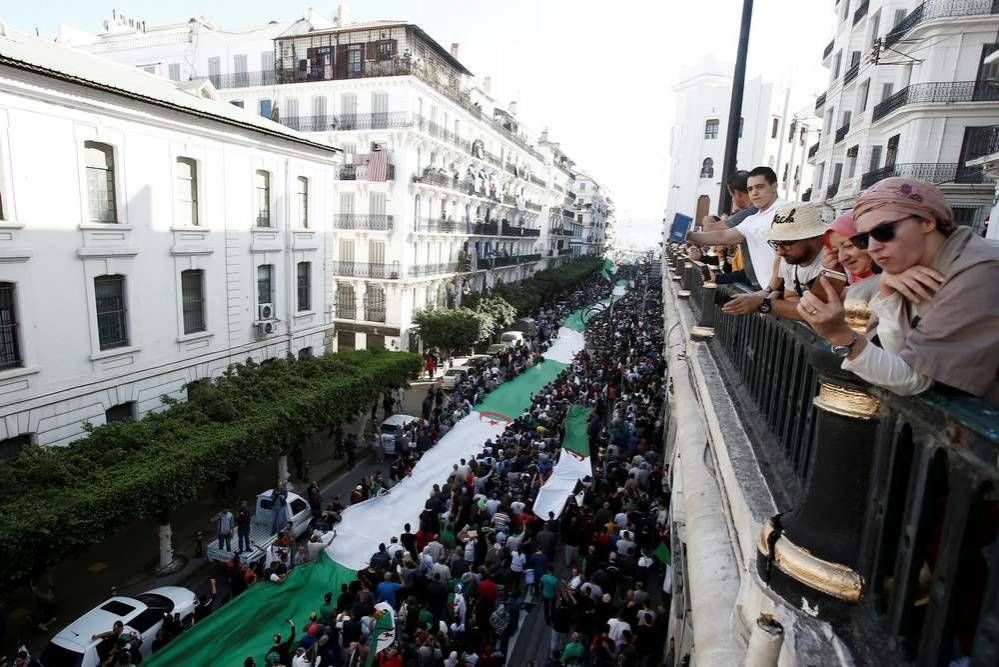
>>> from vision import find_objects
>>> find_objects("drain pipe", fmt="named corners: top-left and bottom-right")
top-left (663, 265), bottom-right (746, 666)
top-left (745, 614), bottom-right (784, 667)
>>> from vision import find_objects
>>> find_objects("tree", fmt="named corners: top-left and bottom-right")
top-left (473, 296), bottom-right (518, 338)
top-left (413, 307), bottom-right (492, 359)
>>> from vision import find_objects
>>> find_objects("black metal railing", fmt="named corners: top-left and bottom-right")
top-left (525, 201), bottom-right (543, 213)
top-left (276, 59), bottom-right (416, 85)
top-left (500, 222), bottom-right (541, 237)
top-left (331, 262), bottom-right (401, 279)
top-left (416, 218), bottom-right (461, 233)
top-left (333, 214), bottom-right (394, 231)
top-left (551, 228), bottom-right (574, 237)
top-left (801, 187), bottom-right (812, 202)
top-left (558, 248), bottom-right (573, 256)
top-left (965, 125), bottom-right (999, 162)
top-left (835, 123), bottom-right (850, 144)
top-left (853, 0), bottom-right (869, 25)
top-left (278, 113), bottom-right (410, 133)
top-left (826, 181), bottom-right (840, 199)
top-left (823, 40), bottom-right (835, 60)
top-left (502, 194), bottom-right (518, 207)
top-left (885, 0), bottom-right (999, 49)
top-left (335, 305), bottom-right (356, 320)
top-left (844, 61), bottom-right (860, 85)
top-left (521, 253), bottom-right (543, 263)
top-left (409, 262), bottom-right (462, 277)
top-left (566, 190), bottom-right (577, 200)
top-left (860, 162), bottom-right (986, 189)
top-left (665, 251), bottom-right (999, 667)
top-left (815, 92), bottom-right (827, 111)
top-left (873, 80), bottom-right (999, 122)
top-left (207, 70), bottom-right (277, 89)
top-left (529, 175), bottom-right (546, 187)
top-left (470, 221), bottom-right (498, 236)
top-left (339, 163), bottom-right (395, 181)
top-left (364, 307), bottom-right (386, 323)
top-left (808, 142), bottom-right (820, 159)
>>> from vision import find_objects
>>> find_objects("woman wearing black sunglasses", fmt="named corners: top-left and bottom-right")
top-left (797, 176), bottom-right (999, 405)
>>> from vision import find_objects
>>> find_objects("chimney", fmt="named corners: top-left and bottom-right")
top-left (509, 101), bottom-right (518, 116)
top-left (450, 43), bottom-right (460, 59)
top-left (483, 76), bottom-right (492, 96)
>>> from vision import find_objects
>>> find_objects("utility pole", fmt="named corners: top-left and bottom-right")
top-left (719, 0), bottom-right (754, 215)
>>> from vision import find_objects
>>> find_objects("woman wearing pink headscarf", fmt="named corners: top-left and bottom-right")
top-left (822, 211), bottom-right (877, 283)
top-left (798, 177), bottom-right (999, 404)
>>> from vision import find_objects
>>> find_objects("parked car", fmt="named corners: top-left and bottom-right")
top-left (464, 354), bottom-right (493, 371)
top-left (486, 343), bottom-right (510, 355)
top-left (500, 331), bottom-right (525, 347)
top-left (40, 587), bottom-right (197, 667)
top-left (205, 489), bottom-right (312, 565)
top-left (439, 367), bottom-right (469, 391)
top-left (378, 414), bottom-right (419, 455)
top-left (512, 317), bottom-right (538, 336)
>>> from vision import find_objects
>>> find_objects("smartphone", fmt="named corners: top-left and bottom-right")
top-left (809, 269), bottom-right (849, 303)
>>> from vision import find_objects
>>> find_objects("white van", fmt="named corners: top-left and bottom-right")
top-left (378, 414), bottom-right (419, 454)
top-left (439, 367), bottom-right (469, 391)
top-left (500, 331), bottom-right (525, 347)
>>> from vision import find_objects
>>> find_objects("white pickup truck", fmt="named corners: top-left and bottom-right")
top-left (206, 489), bottom-right (313, 565)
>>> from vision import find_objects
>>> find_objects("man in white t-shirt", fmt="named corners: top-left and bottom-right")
top-left (756, 203), bottom-right (828, 320)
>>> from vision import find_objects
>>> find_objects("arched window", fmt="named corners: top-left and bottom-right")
top-left (700, 158), bottom-right (714, 179)
top-left (704, 119), bottom-right (720, 139)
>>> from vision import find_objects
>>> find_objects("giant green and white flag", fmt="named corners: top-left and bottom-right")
top-left (365, 602), bottom-right (397, 666)
top-left (533, 404), bottom-right (593, 520)
top-left (601, 258), bottom-right (616, 282)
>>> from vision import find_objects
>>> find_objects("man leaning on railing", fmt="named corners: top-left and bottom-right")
top-left (797, 177), bottom-right (999, 405)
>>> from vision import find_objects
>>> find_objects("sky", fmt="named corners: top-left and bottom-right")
top-left (6, 0), bottom-right (831, 249)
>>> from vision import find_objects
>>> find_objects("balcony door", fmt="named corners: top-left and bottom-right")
top-left (372, 92), bottom-right (389, 129)
top-left (340, 93), bottom-right (357, 129)
top-left (886, 134), bottom-right (900, 170)
top-left (974, 43), bottom-right (999, 101)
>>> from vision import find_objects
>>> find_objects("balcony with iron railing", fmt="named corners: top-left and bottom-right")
top-left (279, 112), bottom-right (413, 133)
top-left (965, 124), bottom-right (999, 162)
top-left (826, 181), bottom-right (840, 199)
top-left (558, 248), bottom-right (574, 256)
top-left (416, 217), bottom-right (462, 233)
top-left (364, 307), bottom-right (387, 323)
top-left (801, 187), bottom-right (812, 202)
top-left (843, 61), bottom-right (860, 85)
top-left (885, 0), bottom-right (999, 49)
top-left (664, 249), bottom-right (999, 667)
top-left (834, 123), bottom-right (850, 144)
top-left (529, 174), bottom-right (546, 187)
top-left (331, 261), bottom-right (401, 279)
top-left (822, 40), bottom-right (835, 60)
top-left (502, 193), bottom-right (519, 207)
top-left (808, 142), bottom-right (820, 159)
top-left (207, 70), bottom-right (277, 89)
top-left (409, 262), bottom-right (464, 277)
top-left (525, 201), bottom-right (543, 213)
top-left (335, 305), bottom-right (357, 320)
top-left (852, 0), bottom-right (869, 25)
top-left (332, 213), bottom-right (394, 231)
top-left (859, 162), bottom-right (986, 189)
top-left (872, 80), bottom-right (999, 122)
top-left (815, 92), bottom-right (827, 112)
top-left (566, 190), bottom-right (577, 200)
top-left (339, 162), bottom-right (395, 181)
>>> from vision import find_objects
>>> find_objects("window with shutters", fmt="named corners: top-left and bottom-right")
top-left (376, 40), bottom-right (395, 61)
top-left (881, 83), bottom-right (894, 103)
top-left (336, 284), bottom-right (356, 319)
top-left (847, 147), bottom-right (859, 179)
top-left (255, 170), bottom-right (271, 227)
top-left (233, 54), bottom-right (248, 74)
top-left (168, 63), bottom-right (181, 81)
top-left (181, 269), bottom-right (206, 334)
top-left (365, 283), bottom-right (386, 322)
top-left (858, 80), bottom-right (870, 113)
top-left (868, 145), bottom-right (883, 172)
top-left (869, 9), bottom-right (881, 47)
top-left (84, 142), bottom-right (118, 223)
top-left (296, 176), bottom-right (309, 228)
top-left (0, 283), bottom-right (21, 369)
top-left (95, 274), bottom-right (128, 350)
top-left (175, 158), bottom-right (198, 226)
top-left (704, 119), bottom-right (719, 139)
top-left (257, 265), bottom-right (273, 306)
top-left (833, 51), bottom-right (842, 79)
top-left (297, 262), bottom-right (311, 312)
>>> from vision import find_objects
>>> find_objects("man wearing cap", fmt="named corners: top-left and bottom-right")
top-left (721, 203), bottom-right (826, 320)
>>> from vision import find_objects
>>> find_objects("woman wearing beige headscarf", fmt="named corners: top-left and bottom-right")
top-left (798, 176), bottom-right (999, 404)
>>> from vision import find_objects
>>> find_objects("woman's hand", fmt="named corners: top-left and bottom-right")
top-left (879, 265), bottom-right (944, 303)
top-left (797, 278), bottom-right (854, 346)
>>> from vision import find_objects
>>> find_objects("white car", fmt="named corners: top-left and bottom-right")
top-left (438, 367), bottom-right (468, 391)
top-left (500, 331), bottom-right (525, 347)
top-left (378, 414), bottom-right (419, 455)
top-left (486, 342), bottom-right (509, 355)
top-left (40, 586), bottom-right (197, 667)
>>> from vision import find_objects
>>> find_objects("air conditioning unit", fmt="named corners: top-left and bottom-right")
top-left (257, 303), bottom-right (275, 320)
top-left (255, 321), bottom-right (276, 337)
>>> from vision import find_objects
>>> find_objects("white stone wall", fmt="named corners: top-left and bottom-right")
top-left (0, 69), bottom-right (339, 446)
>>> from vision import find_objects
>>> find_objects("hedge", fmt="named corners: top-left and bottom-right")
top-left (0, 349), bottom-right (422, 588)
top-left (467, 256), bottom-right (604, 316)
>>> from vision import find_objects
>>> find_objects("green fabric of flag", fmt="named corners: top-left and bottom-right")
top-left (562, 404), bottom-right (592, 457)
top-left (147, 552), bottom-right (356, 666)
top-left (654, 542), bottom-right (672, 566)
top-left (365, 603), bottom-right (396, 666)
top-left (474, 359), bottom-right (568, 422)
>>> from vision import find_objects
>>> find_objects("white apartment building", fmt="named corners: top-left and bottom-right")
top-left (570, 173), bottom-right (613, 256)
top-left (67, 10), bottom-right (605, 353)
top-left (808, 0), bottom-right (998, 233)
top-left (665, 56), bottom-right (814, 228)
top-left (0, 28), bottom-right (341, 448)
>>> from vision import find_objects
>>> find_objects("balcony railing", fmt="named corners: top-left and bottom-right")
top-left (335, 305), bottom-right (356, 320)
top-left (417, 218), bottom-right (461, 233)
top-left (843, 61), bottom-right (860, 85)
top-left (364, 307), bottom-right (387, 323)
top-left (815, 92), bottom-right (827, 112)
top-left (331, 261), bottom-right (401, 279)
top-left (207, 70), bottom-right (277, 89)
top-left (491, 255), bottom-right (518, 268)
top-left (276, 59), bottom-right (417, 85)
top-left (500, 222), bottom-right (541, 237)
top-left (872, 80), bottom-right (999, 122)
top-left (471, 221), bottom-right (498, 236)
top-left (529, 175), bottom-right (546, 187)
top-left (339, 163), bottom-right (395, 181)
top-left (409, 262), bottom-right (463, 277)
top-left (521, 253), bottom-right (543, 263)
top-left (558, 248), bottom-right (573, 256)
top-left (502, 194), bottom-right (519, 207)
top-left (525, 201), bottom-right (543, 213)
top-left (562, 210), bottom-right (576, 220)
top-left (852, 0), bottom-right (869, 25)
top-left (801, 187), bottom-right (812, 202)
top-left (566, 190), bottom-right (577, 200)
top-left (835, 123), bottom-right (850, 144)
top-left (822, 40), bottom-right (835, 60)
top-left (965, 125), bottom-right (999, 162)
top-left (278, 112), bottom-right (412, 133)
top-left (826, 181), bottom-right (840, 199)
top-left (807, 142), bottom-right (820, 159)
top-left (333, 214), bottom-right (394, 231)
top-left (666, 251), bottom-right (999, 667)
top-left (860, 162), bottom-right (986, 189)
top-left (885, 0), bottom-right (999, 49)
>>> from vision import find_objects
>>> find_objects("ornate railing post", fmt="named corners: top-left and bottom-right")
top-left (678, 260), bottom-right (693, 297)
top-left (757, 347), bottom-right (881, 621)
top-left (691, 278), bottom-right (717, 340)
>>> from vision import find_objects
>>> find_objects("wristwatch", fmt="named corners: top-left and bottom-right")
top-left (757, 295), bottom-right (772, 315)
top-left (830, 334), bottom-right (860, 357)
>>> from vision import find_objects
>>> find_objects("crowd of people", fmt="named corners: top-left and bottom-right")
top-left (222, 268), bottom-right (678, 666)
top-left (682, 167), bottom-right (998, 404)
